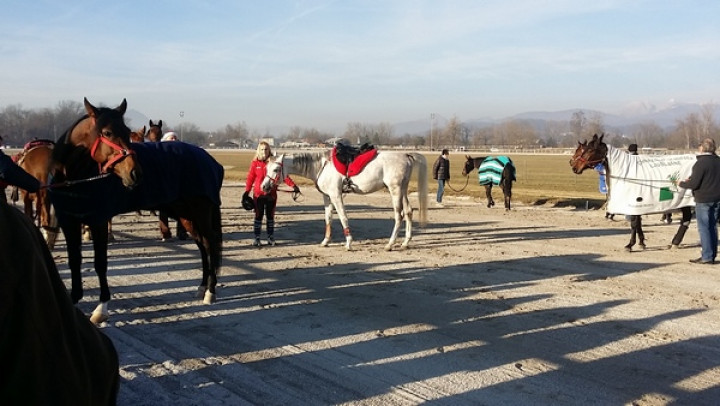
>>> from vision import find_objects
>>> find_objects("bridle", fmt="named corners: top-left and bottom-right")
top-left (264, 158), bottom-right (284, 187)
top-left (569, 144), bottom-right (605, 170)
top-left (89, 130), bottom-right (136, 173)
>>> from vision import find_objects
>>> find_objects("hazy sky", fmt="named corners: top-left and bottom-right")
top-left (2, 1), bottom-right (719, 132)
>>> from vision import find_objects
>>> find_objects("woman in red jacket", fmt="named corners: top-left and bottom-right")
top-left (244, 141), bottom-right (299, 246)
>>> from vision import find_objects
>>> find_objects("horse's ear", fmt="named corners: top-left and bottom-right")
top-left (599, 134), bottom-right (604, 143)
top-left (83, 97), bottom-right (99, 118)
top-left (115, 99), bottom-right (127, 115)
top-left (149, 120), bottom-right (154, 126)
top-left (141, 125), bottom-right (146, 134)
top-left (158, 120), bottom-right (162, 128)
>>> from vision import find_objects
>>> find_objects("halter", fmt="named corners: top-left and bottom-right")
top-left (89, 132), bottom-right (135, 173)
top-left (570, 146), bottom-right (605, 169)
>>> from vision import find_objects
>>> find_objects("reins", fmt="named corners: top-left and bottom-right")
top-left (445, 173), bottom-right (470, 192)
top-left (42, 173), bottom-right (112, 189)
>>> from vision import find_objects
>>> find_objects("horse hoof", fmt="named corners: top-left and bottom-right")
top-left (624, 245), bottom-right (632, 252)
top-left (669, 244), bottom-right (679, 250)
top-left (196, 286), bottom-right (207, 299)
top-left (203, 291), bottom-right (216, 304)
top-left (90, 312), bottom-right (109, 324)
top-left (384, 245), bottom-right (393, 251)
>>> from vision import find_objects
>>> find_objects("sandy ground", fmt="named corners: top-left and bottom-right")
top-left (46, 183), bottom-right (720, 405)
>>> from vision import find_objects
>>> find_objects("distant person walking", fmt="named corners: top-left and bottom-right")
top-left (432, 149), bottom-right (450, 206)
top-left (678, 138), bottom-right (720, 264)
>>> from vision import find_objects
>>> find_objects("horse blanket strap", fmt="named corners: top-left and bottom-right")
top-left (478, 156), bottom-right (514, 186)
top-left (331, 146), bottom-right (378, 177)
top-left (606, 145), bottom-right (695, 215)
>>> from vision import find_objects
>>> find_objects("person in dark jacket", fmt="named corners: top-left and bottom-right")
top-left (0, 144), bottom-right (40, 203)
top-left (432, 149), bottom-right (450, 205)
top-left (678, 138), bottom-right (720, 264)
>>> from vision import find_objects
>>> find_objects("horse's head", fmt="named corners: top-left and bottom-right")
top-left (261, 154), bottom-right (285, 194)
top-left (147, 120), bottom-right (163, 142)
top-left (130, 125), bottom-right (146, 143)
top-left (67, 98), bottom-right (143, 189)
top-left (569, 134), bottom-right (607, 174)
top-left (462, 155), bottom-right (475, 176)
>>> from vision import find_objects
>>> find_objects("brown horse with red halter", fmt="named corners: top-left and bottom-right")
top-left (50, 98), bottom-right (143, 323)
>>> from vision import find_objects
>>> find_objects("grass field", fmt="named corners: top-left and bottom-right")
top-left (210, 149), bottom-right (605, 209)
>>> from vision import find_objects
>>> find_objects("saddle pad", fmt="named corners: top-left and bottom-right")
top-left (331, 147), bottom-right (378, 177)
top-left (605, 146), bottom-right (695, 215)
top-left (50, 142), bottom-right (224, 223)
top-left (478, 156), bottom-right (513, 186)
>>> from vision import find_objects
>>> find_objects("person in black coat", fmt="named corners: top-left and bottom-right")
top-left (432, 149), bottom-right (450, 205)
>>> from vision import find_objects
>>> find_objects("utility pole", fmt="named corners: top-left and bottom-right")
top-left (430, 113), bottom-right (435, 151)
top-left (179, 111), bottom-right (185, 141)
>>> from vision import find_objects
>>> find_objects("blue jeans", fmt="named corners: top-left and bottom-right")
top-left (694, 201), bottom-right (720, 261)
top-left (436, 179), bottom-right (445, 203)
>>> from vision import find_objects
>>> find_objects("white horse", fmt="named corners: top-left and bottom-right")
top-left (261, 150), bottom-right (428, 251)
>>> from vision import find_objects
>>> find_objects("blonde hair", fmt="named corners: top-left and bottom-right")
top-left (255, 141), bottom-right (272, 160)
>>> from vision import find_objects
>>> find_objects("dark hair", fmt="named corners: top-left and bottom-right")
top-left (628, 144), bottom-right (638, 153)
top-left (441, 149), bottom-right (449, 155)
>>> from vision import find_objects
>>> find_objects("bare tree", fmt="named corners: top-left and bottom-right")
top-left (569, 110), bottom-right (586, 139)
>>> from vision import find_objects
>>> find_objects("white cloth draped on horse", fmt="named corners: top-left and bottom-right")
top-left (606, 146), bottom-right (696, 215)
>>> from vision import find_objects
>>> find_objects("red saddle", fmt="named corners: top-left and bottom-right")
top-left (331, 147), bottom-right (378, 177)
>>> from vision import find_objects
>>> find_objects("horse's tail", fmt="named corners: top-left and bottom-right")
top-left (409, 153), bottom-right (428, 227)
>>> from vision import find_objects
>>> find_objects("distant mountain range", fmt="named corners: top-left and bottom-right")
top-left (392, 102), bottom-right (720, 136)
top-left (125, 101), bottom-right (719, 138)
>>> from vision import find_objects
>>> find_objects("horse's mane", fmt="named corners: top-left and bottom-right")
top-left (287, 151), bottom-right (329, 176)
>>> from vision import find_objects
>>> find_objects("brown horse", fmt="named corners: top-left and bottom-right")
top-left (147, 119), bottom-right (163, 142)
top-left (569, 134), bottom-right (693, 251)
top-left (130, 125), bottom-right (146, 143)
top-left (13, 140), bottom-right (59, 248)
top-left (50, 99), bottom-right (223, 323)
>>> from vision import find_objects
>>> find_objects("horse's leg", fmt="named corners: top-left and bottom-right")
top-left (502, 180), bottom-right (512, 211)
top-left (329, 193), bottom-right (353, 250)
top-left (670, 207), bottom-right (693, 249)
top-left (400, 190), bottom-right (414, 250)
top-left (107, 220), bottom-right (114, 242)
top-left (62, 219), bottom-right (84, 304)
top-left (385, 188), bottom-right (404, 251)
top-left (89, 222), bottom-right (111, 324)
top-left (485, 185), bottom-right (494, 208)
top-left (320, 195), bottom-right (334, 247)
top-left (625, 215), bottom-right (644, 251)
top-left (158, 210), bottom-right (172, 240)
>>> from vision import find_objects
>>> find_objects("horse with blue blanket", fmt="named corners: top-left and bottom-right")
top-left (50, 98), bottom-right (224, 323)
top-left (462, 155), bottom-right (516, 210)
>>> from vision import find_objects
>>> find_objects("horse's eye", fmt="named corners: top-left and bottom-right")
top-left (102, 130), bottom-right (113, 138)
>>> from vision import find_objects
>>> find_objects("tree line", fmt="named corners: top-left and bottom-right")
top-left (1, 100), bottom-right (717, 151)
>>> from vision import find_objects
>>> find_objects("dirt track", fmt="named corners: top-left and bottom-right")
top-left (52, 183), bottom-right (720, 405)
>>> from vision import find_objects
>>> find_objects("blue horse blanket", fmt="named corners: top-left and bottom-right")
top-left (50, 142), bottom-right (224, 224)
top-left (478, 156), bottom-right (515, 186)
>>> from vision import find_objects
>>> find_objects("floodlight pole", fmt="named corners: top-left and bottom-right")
top-left (179, 111), bottom-right (184, 141)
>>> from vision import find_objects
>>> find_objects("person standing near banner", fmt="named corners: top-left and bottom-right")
top-left (624, 144), bottom-right (645, 251)
top-left (432, 149), bottom-right (450, 206)
top-left (678, 138), bottom-right (720, 264)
